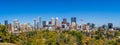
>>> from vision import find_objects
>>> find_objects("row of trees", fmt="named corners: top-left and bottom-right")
top-left (0, 25), bottom-right (82, 45)
top-left (1, 24), bottom-right (120, 45)
top-left (13, 30), bottom-right (83, 45)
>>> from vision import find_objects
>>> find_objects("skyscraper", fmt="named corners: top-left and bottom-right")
top-left (71, 17), bottom-right (77, 29)
top-left (51, 17), bottom-right (55, 25)
top-left (38, 16), bottom-right (41, 29)
top-left (4, 20), bottom-right (8, 26)
top-left (63, 18), bottom-right (67, 24)
top-left (62, 22), bottom-right (65, 28)
top-left (71, 17), bottom-right (76, 24)
top-left (71, 22), bottom-right (76, 27)
top-left (49, 21), bottom-right (52, 24)
top-left (33, 19), bottom-right (37, 30)
top-left (55, 17), bottom-right (59, 27)
top-left (48, 21), bottom-right (53, 30)
top-left (14, 19), bottom-right (20, 31)
top-left (37, 22), bottom-right (39, 30)
top-left (108, 23), bottom-right (113, 29)
top-left (62, 22), bottom-right (67, 29)
top-left (42, 21), bottom-right (47, 27)
top-left (80, 19), bottom-right (84, 30)
top-left (91, 23), bottom-right (95, 29)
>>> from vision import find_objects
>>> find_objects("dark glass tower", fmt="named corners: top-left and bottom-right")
top-left (42, 21), bottom-right (47, 27)
top-left (71, 17), bottom-right (76, 24)
top-left (4, 20), bottom-right (8, 26)
top-left (33, 19), bottom-right (37, 30)
top-left (108, 23), bottom-right (113, 29)
top-left (63, 18), bottom-right (67, 24)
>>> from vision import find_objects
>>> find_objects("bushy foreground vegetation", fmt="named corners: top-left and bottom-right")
top-left (0, 25), bottom-right (120, 45)
top-left (0, 25), bottom-right (82, 45)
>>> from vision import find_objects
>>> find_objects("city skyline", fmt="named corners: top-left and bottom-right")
top-left (0, 0), bottom-right (120, 27)
top-left (0, 16), bottom-right (118, 27)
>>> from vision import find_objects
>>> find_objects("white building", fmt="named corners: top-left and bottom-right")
top-left (51, 17), bottom-right (55, 26)
top-left (14, 19), bottom-right (20, 31)
top-left (55, 17), bottom-right (59, 27)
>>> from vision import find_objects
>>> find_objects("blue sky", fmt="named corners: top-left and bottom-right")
top-left (0, 0), bottom-right (120, 27)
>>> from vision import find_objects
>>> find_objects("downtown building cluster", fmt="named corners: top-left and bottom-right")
top-left (0, 16), bottom-right (118, 33)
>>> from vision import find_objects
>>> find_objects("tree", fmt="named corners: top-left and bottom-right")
top-left (69, 30), bottom-right (82, 45)
top-left (0, 25), bottom-right (11, 42)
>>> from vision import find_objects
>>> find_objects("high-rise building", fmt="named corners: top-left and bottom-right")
top-left (42, 21), bottom-right (48, 27)
top-left (7, 23), bottom-right (12, 30)
top-left (48, 21), bottom-right (52, 30)
top-left (46, 21), bottom-right (49, 26)
top-left (63, 18), bottom-right (67, 24)
top-left (21, 23), bottom-right (33, 31)
top-left (62, 22), bottom-right (67, 29)
top-left (87, 23), bottom-right (90, 26)
top-left (33, 19), bottom-right (37, 30)
top-left (87, 23), bottom-right (91, 29)
top-left (7, 23), bottom-right (12, 33)
top-left (55, 17), bottom-right (59, 27)
top-left (71, 22), bottom-right (76, 27)
top-left (51, 17), bottom-right (55, 25)
top-left (58, 21), bottom-right (62, 27)
top-left (38, 16), bottom-right (41, 29)
top-left (4, 20), bottom-right (8, 26)
top-left (27, 23), bottom-right (33, 31)
top-left (80, 19), bottom-right (84, 30)
top-left (91, 23), bottom-right (95, 29)
top-left (82, 24), bottom-right (90, 30)
top-left (108, 23), bottom-right (113, 29)
top-left (71, 17), bottom-right (76, 24)
top-left (21, 23), bottom-right (28, 31)
top-left (49, 21), bottom-right (52, 24)
top-left (86, 23), bottom-right (95, 29)
top-left (37, 22), bottom-right (39, 30)
top-left (14, 19), bottom-right (20, 31)
top-left (102, 24), bottom-right (108, 30)
top-left (66, 23), bottom-right (70, 26)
